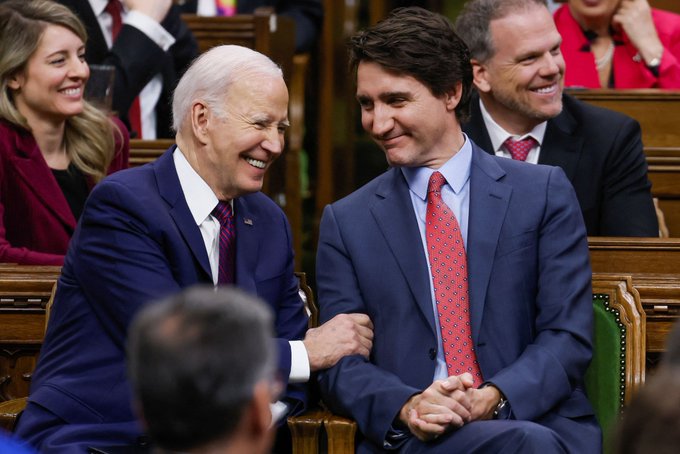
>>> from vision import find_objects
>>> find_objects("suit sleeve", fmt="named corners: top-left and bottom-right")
top-left (316, 204), bottom-right (420, 446)
top-left (105, 6), bottom-right (198, 122)
top-left (67, 179), bottom-right (183, 344)
top-left (485, 167), bottom-right (594, 421)
top-left (599, 117), bottom-right (658, 236)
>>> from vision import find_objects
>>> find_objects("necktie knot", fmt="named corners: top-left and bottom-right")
top-left (427, 171), bottom-right (447, 194)
top-left (212, 201), bottom-right (233, 225)
top-left (504, 136), bottom-right (537, 161)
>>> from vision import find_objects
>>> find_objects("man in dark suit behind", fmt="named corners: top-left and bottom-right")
top-left (57, 0), bottom-right (199, 138)
top-left (455, 0), bottom-right (658, 237)
top-left (316, 6), bottom-right (600, 453)
top-left (15, 44), bottom-right (373, 452)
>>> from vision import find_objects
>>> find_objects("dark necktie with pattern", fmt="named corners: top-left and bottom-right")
top-left (425, 171), bottom-right (482, 381)
top-left (212, 201), bottom-right (235, 284)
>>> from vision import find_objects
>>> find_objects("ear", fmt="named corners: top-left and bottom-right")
top-left (7, 72), bottom-right (23, 91)
top-left (444, 81), bottom-right (463, 112)
top-left (190, 100), bottom-right (211, 145)
top-left (471, 58), bottom-right (491, 93)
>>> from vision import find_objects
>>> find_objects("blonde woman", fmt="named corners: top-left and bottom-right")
top-left (0, 0), bottom-right (129, 265)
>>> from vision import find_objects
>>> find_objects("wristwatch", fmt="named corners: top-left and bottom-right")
top-left (493, 396), bottom-right (510, 420)
top-left (646, 51), bottom-right (663, 77)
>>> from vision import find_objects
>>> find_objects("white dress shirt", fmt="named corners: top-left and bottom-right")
top-left (173, 148), bottom-right (310, 386)
top-left (90, 0), bottom-right (176, 139)
top-left (479, 98), bottom-right (547, 164)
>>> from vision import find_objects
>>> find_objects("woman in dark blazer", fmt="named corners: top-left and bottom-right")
top-left (0, 0), bottom-right (129, 265)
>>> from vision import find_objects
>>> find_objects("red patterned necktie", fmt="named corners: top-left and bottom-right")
top-left (426, 172), bottom-right (482, 381)
top-left (504, 137), bottom-right (537, 161)
top-left (212, 201), bottom-right (235, 284)
top-left (104, 0), bottom-right (143, 138)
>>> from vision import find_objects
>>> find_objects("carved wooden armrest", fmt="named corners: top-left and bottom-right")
top-left (324, 413), bottom-right (358, 454)
top-left (0, 397), bottom-right (27, 432)
top-left (288, 409), bottom-right (329, 454)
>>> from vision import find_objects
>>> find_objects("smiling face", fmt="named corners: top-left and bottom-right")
top-left (9, 24), bottom-right (88, 126)
top-left (356, 61), bottom-right (463, 169)
top-left (198, 73), bottom-right (289, 200)
top-left (472, 4), bottom-right (565, 135)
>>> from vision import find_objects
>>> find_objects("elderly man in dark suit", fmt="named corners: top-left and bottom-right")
top-left (455, 0), bottom-right (658, 237)
top-left (15, 44), bottom-right (373, 452)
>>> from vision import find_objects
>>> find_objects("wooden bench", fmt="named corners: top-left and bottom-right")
top-left (589, 238), bottom-right (680, 367)
top-left (568, 89), bottom-right (680, 148)
top-left (645, 147), bottom-right (680, 237)
top-left (0, 267), bottom-right (59, 402)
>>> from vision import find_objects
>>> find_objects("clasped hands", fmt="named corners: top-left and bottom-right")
top-left (399, 373), bottom-right (502, 442)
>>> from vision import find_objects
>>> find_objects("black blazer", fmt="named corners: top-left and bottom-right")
top-left (57, 0), bottom-right (199, 138)
top-left (178, 0), bottom-right (323, 52)
top-left (463, 93), bottom-right (658, 237)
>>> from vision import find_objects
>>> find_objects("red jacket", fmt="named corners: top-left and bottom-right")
top-left (554, 4), bottom-right (680, 88)
top-left (0, 118), bottom-right (129, 265)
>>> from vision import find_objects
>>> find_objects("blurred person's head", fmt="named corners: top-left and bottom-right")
top-left (128, 285), bottom-right (276, 454)
top-left (456, 0), bottom-right (565, 135)
top-left (172, 45), bottom-right (288, 201)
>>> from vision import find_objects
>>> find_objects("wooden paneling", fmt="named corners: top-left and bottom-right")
top-left (568, 89), bottom-right (680, 148)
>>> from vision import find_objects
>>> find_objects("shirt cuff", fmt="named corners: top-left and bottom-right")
top-left (270, 401), bottom-right (289, 427)
top-left (124, 10), bottom-right (176, 51)
top-left (288, 340), bottom-right (310, 383)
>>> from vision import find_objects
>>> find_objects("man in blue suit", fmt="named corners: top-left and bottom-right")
top-left (16, 44), bottom-right (373, 452)
top-left (316, 7), bottom-right (601, 453)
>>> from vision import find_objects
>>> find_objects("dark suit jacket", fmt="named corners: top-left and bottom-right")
top-left (463, 93), bottom-right (658, 236)
top-left (57, 0), bottom-right (199, 138)
top-left (0, 119), bottom-right (128, 265)
top-left (16, 148), bottom-right (308, 450)
top-left (316, 143), bottom-right (597, 451)
top-left (179, 0), bottom-right (323, 52)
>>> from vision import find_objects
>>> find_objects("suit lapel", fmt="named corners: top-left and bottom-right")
top-left (233, 196), bottom-right (259, 295)
top-left (538, 99), bottom-right (584, 182)
top-left (155, 147), bottom-right (212, 280)
top-left (467, 146), bottom-right (511, 343)
top-left (10, 129), bottom-right (76, 229)
top-left (370, 169), bottom-right (436, 333)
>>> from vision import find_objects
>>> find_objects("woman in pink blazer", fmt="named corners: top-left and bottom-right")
top-left (554, 0), bottom-right (680, 88)
top-left (0, 0), bottom-right (129, 265)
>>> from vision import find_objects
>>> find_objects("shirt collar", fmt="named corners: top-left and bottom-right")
top-left (401, 133), bottom-right (473, 202)
top-left (479, 98), bottom-right (547, 153)
top-left (89, 0), bottom-right (111, 16)
top-left (173, 147), bottom-right (219, 226)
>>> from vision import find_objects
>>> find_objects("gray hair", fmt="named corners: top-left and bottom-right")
top-left (127, 285), bottom-right (275, 451)
top-left (171, 44), bottom-right (283, 132)
top-left (455, 0), bottom-right (548, 62)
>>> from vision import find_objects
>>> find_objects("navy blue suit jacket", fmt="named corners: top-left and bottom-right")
top-left (17, 148), bottom-right (308, 449)
top-left (316, 143), bottom-right (597, 451)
